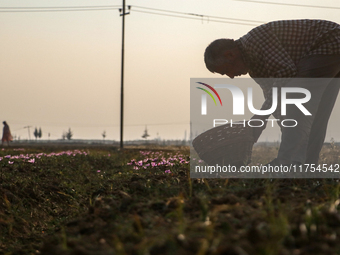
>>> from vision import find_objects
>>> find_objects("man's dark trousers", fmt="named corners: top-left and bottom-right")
top-left (277, 54), bottom-right (340, 165)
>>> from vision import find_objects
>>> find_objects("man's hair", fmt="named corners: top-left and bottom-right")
top-left (204, 39), bottom-right (236, 73)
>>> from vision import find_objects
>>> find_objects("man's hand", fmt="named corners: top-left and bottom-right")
top-left (251, 115), bottom-right (269, 143)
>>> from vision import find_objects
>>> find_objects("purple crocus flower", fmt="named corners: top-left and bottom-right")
top-left (28, 158), bottom-right (35, 163)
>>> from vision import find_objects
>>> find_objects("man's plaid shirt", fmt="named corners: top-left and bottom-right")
top-left (235, 19), bottom-right (340, 116)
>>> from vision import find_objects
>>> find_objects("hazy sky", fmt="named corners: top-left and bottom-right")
top-left (2, 0), bottom-right (340, 141)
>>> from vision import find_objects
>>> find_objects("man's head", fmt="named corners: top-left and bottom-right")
top-left (204, 39), bottom-right (249, 78)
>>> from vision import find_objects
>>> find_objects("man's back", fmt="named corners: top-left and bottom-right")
top-left (238, 19), bottom-right (340, 78)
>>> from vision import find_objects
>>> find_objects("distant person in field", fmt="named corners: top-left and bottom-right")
top-left (2, 121), bottom-right (13, 146)
top-left (204, 19), bottom-right (340, 166)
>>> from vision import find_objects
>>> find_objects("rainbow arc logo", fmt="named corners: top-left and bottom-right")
top-left (196, 82), bottom-right (222, 106)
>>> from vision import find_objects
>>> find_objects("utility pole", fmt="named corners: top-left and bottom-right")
top-left (24, 126), bottom-right (32, 141)
top-left (119, 1), bottom-right (130, 149)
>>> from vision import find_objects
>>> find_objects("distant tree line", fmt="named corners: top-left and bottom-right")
top-left (33, 127), bottom-right (42, 140)
top-left (62, 128), bottom-right (73, 140)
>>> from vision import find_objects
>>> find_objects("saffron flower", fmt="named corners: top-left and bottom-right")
top-left (28, 158), bottom-right (35, 163)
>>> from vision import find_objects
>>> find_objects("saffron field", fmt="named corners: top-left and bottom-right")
top-left (1, 144), bottom-right (340, 254)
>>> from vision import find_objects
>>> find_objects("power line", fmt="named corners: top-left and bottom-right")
top-left (233, 0), bottom-right (340, 10)
top-left (132, 5), bottom-right (264, 24)
top-left (132, 10), bottom-right (260, 26)
top-left (0, 7), bottom-right (120, 13)
top-left (133, 5), bottom-right (193, 16)
top-left (0, 4), bottom-right (263, 25)
top-left (0, 5), bottom-right (121, 9)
